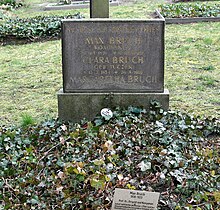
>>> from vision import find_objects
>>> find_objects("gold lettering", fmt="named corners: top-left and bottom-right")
top-left (135, 38), bottom-right (142, 45)
top-left (127, 75), bottom-right (139, 83)
top-left (111, 56), bottom-right (144, 64)
top-left (119, 56), bottom-right (127, 64)
top-left (109, 37), bottom-right (114, 44)
top-left (84, 57), bottom-right (111, 64)
top-left (152, 76), bottom-right (157, 83)
top-left (110, 65), bottom-right (115, 69)
top-left (85, 37), bottom-right (104, 45)
top-left (134, 76), bottom-right (139, 83)
top-left (138, 57), bottom-right (144, 64)
top-left (99, 57), bottom-right (104, 63)
top-left (131, 57), bottom-right (136, 64)
top-left (145, 76), bottom-right (151, 83)
top-left (128, 75), bottom-right (133, 83)
top-left (115, 76), bottom-right (123, 83)
top-left (104, 57), bottom-right (110, 63)
top-left (127, 75), bottom-right (157, 83)
top-left (101, 65), bottom-right (107, 70)
top-left (85, 38), bottom-right (92, 45)
top-left (70, 76), bottom-right (87, 84)
top-left (112, 57), bottom-right (118, 63)
top-left (101, 70), bottom-right (108, 74)
top-left (109, 37), bottom-right (127, 45)
top-left (132, 56), bottom-right (144, 64)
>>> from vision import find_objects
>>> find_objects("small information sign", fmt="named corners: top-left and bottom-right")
top-left (112, 188), bottom-right (160, 210)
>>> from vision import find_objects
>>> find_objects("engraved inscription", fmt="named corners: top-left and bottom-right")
top-left (70, 75), bottom-right (157, 86)
top-left (62, 20), bottom-right (164, 92)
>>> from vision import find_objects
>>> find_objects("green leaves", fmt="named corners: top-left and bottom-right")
top-left (0, 0), bottom-right (23, 9)
top-left (90, 174), bottom-right (106, 190)
top-left (159, 2), bottom-right (220, 18)
top-left (0, 13), bottom-right (83, 41)
top-left (138, 160), bottom-right (151, 172)
top-left (0, 107), bottom-right (219, 209)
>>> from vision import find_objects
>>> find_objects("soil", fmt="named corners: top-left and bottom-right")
top-left (0, 36), bottom-right (60, 46)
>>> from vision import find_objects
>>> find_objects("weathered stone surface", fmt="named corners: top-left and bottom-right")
top-left (90, 0), bottom-right (109, 18)
top-left (57, 89), bottom-right (169, 122)
top-left (62, 19), bottom-right (165, 93)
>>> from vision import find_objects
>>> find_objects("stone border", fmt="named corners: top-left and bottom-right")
top-left (44, 0), bottom-right (119, 11)
top-left (155, 9), bottom-right (220, 24)
top-left (0, 36), bottom-right (60, 46)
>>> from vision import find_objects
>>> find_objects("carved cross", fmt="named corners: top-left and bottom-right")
top-left (90, 0), bottom-right (109, 18)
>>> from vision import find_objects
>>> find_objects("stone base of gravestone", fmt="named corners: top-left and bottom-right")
top-left (57, 89), bottom-right (169, 122)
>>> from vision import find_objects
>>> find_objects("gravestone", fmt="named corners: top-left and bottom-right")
top-left (57, 1), bottom-right (169, 122)
top-left (90, 0), bottom-right (109, 18)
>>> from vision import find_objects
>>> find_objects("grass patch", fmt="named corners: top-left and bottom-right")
top-left (198, 75), bottom-right (217, 87)
top-left (111, 0), bottom-right (165, 19)
top-left (8, 0), bottom-right (166, 19)
top-left (0, 0), bottom-right (219, 125)
top-left (20, 113), bottom-right (35, 127)
top-left (165, 21), bottom-right (220, 117)
top-left (0, 40), bottom-right (62, 125)
top-left (200, 65), bottom-right (215, 71)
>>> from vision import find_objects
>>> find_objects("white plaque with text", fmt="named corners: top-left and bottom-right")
top-left (112, 188), bottom-right (160, 210)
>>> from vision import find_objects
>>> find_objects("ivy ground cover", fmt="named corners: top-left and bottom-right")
top-left (159, 2), bottom-right (220, 18)
top-left (0, 105), bottom-right (219, 209)
top-left (0, 13), bottom-right (83, 44)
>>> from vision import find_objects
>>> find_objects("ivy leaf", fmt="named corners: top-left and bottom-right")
top-left (138, 160), bottom-right (151, 172)
top-left (94, 118), bottom-right (103, 126)
top-left (213, 191), bottom-right (220, 202)
top-left (90, 175), bottom-right (106, 190)
top-left (93, 159), bottom-right (105, 166)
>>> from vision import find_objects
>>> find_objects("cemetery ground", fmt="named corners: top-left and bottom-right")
top-left (0, 0), bottom-right (220, 125)
top-left (0, 0), bottom-right (220, 209)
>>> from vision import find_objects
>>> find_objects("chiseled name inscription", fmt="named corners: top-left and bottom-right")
top-left (83, 56), bottom-right (144, 64)
top-left (70, 75), bottom-right (157, 86)
top-left (62, 21), bottom-right (164, 92)
top-left (72, 35), bottom-right (158, 87)
top-left (67, 25), bottom-right (159, 34)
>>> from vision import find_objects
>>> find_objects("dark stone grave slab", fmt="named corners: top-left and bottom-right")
top-left (62, 19), bottom-right (165, 93)
top-left (58, 18), bottom-right (169, 122)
